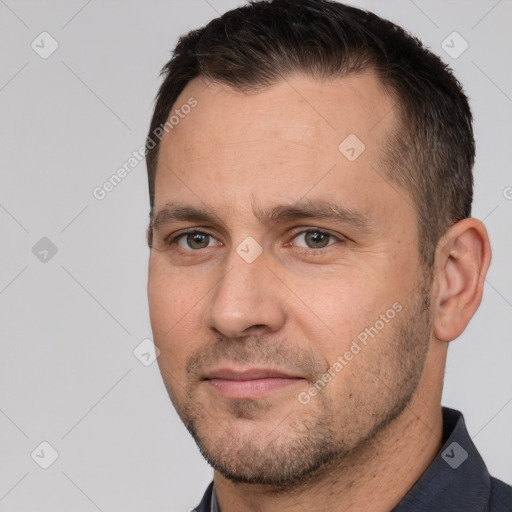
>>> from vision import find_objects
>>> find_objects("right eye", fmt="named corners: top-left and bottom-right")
top-left (167, 230), bottom-right (223, 251)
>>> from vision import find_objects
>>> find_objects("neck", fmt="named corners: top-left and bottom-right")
top-left (213, 348), bottom-right (445, 512)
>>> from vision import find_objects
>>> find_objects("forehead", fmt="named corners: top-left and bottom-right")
top-left (154, 72), bottom-right (403, 228)
top-left (162, 71), bottom-right (395, 152)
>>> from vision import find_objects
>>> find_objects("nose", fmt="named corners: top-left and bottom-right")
top-left (206, 246), bottom-right (287, 339)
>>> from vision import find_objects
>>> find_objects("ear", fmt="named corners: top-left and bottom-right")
top-left (146, 225), bottom-right (153, 248)
top-left (432, 218), bottom-right (492, 342)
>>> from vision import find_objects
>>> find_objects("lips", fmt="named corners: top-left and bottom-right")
top-left (204, 368), bottom-right (300, 381)
top-left (204, 367), bottom-right (305, 399)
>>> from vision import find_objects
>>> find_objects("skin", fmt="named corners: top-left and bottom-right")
top-left (147, 72), bottom-right (491, 511)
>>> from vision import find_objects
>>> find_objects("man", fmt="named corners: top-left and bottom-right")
top-left (144, 0), bottom-right (512, 510)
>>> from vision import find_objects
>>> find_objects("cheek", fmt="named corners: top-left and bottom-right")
top-left (289, 273), bottom-right (409, 383)
top-left (147, 256), bottom-right (204, 349)
top-left (148, 273), bottom-right (196, 390)
top-left (289, 270), bottom-right (384, 351)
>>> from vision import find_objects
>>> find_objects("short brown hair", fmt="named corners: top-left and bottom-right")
top-left (146, 0), bottom-right (474, 270)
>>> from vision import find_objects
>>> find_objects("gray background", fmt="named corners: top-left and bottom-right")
top-left (0, 0), bottom-right (511, 510)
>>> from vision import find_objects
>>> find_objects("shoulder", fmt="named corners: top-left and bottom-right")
top-left (488, 476), bottom-right (512, 512)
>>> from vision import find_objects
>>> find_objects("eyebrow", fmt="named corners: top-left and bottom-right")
top-left (150, 199), bottom-right (374, 233)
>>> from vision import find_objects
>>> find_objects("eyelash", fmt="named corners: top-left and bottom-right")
top-left (165, 227), bottom-right (343, 254)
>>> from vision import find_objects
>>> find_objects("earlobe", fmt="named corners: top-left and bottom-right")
top-left (433, 218), bottom-right (492, 342)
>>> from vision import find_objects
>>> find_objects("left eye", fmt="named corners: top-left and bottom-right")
top-left (290, 229), bottom-right (339, 249)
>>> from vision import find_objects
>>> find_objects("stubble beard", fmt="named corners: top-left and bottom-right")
top-left (173, 275), bottom-right (433, 491)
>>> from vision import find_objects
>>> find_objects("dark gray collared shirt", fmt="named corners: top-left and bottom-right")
top-left (192, 407), bottom-right (512, 511)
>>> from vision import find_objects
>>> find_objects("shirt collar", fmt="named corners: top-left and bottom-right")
top-left (211, 483), bottom-right (220, 512)
top-left (392, 406), bottom-right (491, 511)
top-left (205, 407), bottom-right (491, 512)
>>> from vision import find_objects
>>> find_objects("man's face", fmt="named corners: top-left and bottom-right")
top-left (147, 73), bottom-right (433, 487)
